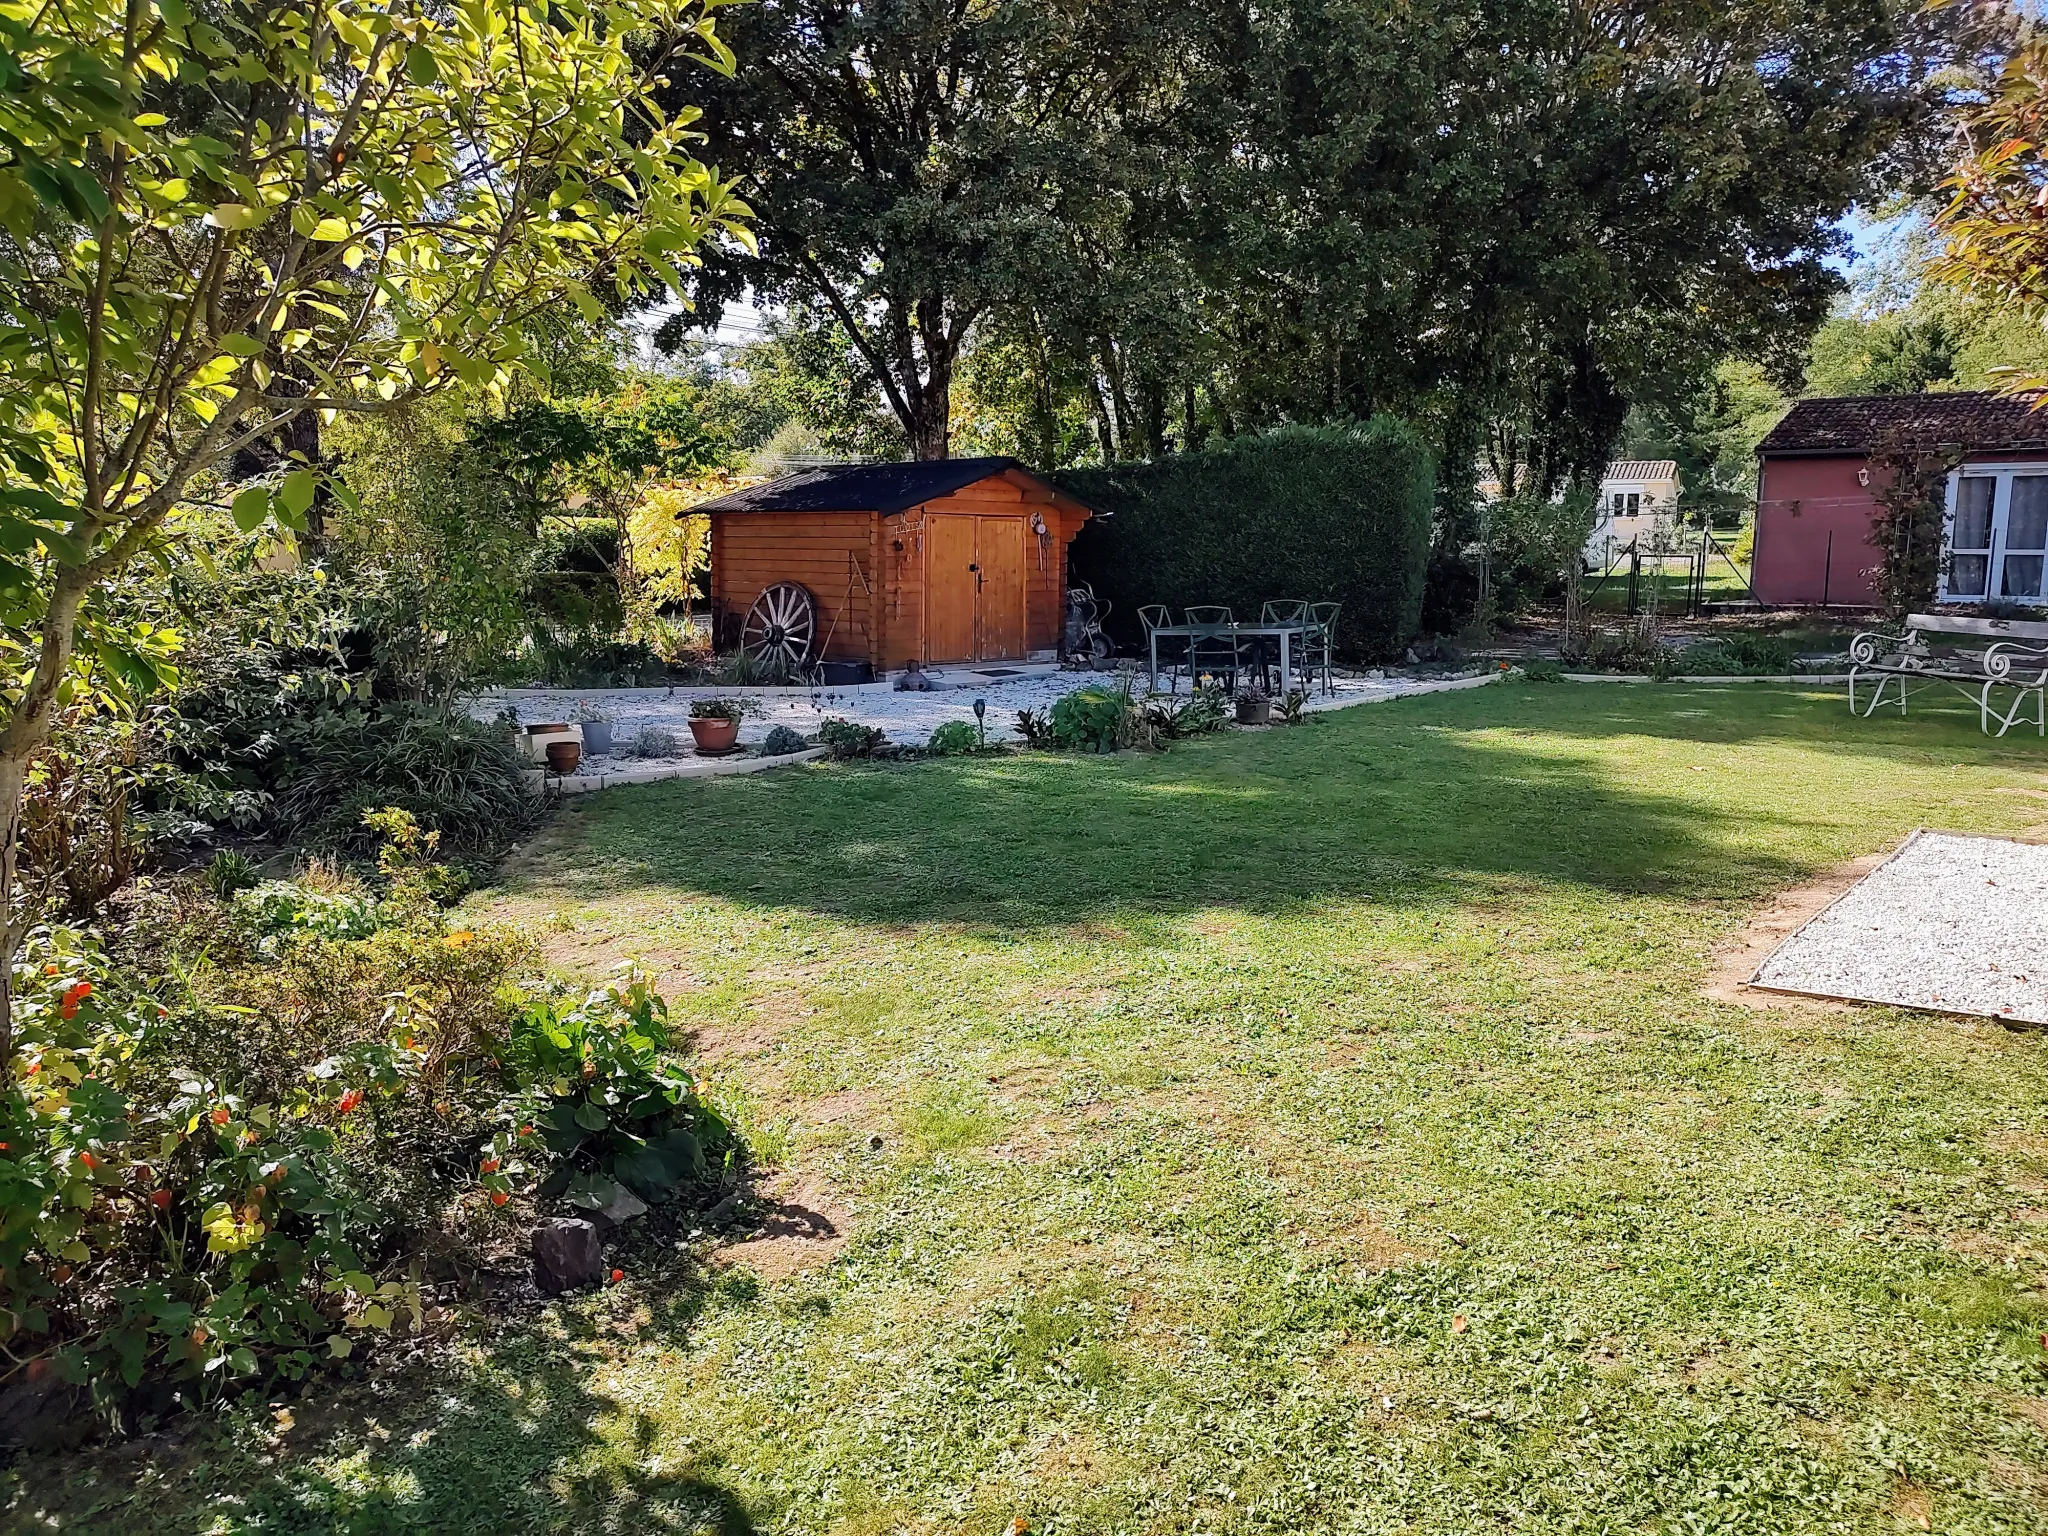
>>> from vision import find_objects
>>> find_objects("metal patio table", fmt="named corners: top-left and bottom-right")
top-left (1147, 620), bottom-right (1314, 695)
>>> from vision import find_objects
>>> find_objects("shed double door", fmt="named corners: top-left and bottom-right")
top-left (925, 515), bottom-right (1025, 662)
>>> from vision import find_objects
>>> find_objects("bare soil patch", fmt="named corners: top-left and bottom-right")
top-left (715, 1174), bottom-right (850, 1281)
top-left (1703, 851), bottom-right (1891, 1010)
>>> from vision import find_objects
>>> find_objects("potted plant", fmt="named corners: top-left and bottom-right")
top-left (1234, 682), bottom-right (1271, 725)
top-left (688, 697), bottom-right (746, 754)
top-left (571, 698), bottom-right (613, 755)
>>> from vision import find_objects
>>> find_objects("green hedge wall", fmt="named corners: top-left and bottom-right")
top-left (1057, 420), bottom-right (1435, 662)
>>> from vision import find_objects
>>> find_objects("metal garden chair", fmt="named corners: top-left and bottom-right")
top-left (1305, 602), bottom-right (1341, 695)
top-left (1184, 605), bottom-right (1238, 691)
top-left (1138, 604), bottom-right (1190, 693)
top-left (1257, 600), bottom-right (1311, 692)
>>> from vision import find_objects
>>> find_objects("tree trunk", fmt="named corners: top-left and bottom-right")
top-left (0, 752), bottom-right (22, 1064)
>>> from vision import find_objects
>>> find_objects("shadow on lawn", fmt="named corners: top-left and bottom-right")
top-left (484, 684), bottom-right (2029, 936)
top-left (13, 1265), bottom-right (758, 1536)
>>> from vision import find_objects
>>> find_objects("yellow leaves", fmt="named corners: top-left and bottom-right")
top-left (204, 202), bottom-right (266, 231)
top-left (200, 1201), bottom-right (266, 1253)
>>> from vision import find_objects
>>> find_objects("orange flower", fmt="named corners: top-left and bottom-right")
top-left (78, 1151), bottom-right (99, 1170)
top-left (151, 1189), bottom-right (173, 1210)
top-left (490, 1190), bottom-right (509, 1207)
top-left (23, 1061), bottom-right (39, 1076)
top-left (336, 1088), bottom-right (364, 1115)
top-left (518, 1124), bottom-right (534, 1137)
top-left (43, 964), bottom-right (59, 975)
top-left (443, 930), bottom-right (475, 950)
top-left (211, 1107), bottom-right (231, 1126)
top-left (479, 1157), bottom-right (500, 1174)
top-left (609, 1268), bottom-right (624, 1284)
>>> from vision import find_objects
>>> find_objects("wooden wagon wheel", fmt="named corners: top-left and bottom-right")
top-left (741, 581), bottom-right (819, 672)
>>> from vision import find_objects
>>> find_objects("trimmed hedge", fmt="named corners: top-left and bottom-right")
top-left (1058, 420), bottom-right (1435, 661)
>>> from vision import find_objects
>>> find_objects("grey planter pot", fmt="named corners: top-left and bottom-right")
top-left (579, 721), bottom-right (613, 755)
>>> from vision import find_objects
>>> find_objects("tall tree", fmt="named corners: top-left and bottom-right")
top-left (0, 0), bottom-right (749, 1054)
top-left (665, 0), bottom-right (1204, 459)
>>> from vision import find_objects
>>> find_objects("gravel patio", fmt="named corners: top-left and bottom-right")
top-left (466, 665), bottom-right (1502, 784)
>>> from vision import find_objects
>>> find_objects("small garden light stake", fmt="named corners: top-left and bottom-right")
top-left (974, 697), bottom-right (987, 747)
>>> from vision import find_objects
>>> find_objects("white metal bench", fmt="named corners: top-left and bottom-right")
top-left (1849, 612), bottom-right (2048, 737)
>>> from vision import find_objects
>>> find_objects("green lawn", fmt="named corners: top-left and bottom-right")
top-left (17, 682), bottom-right (2048, 1535)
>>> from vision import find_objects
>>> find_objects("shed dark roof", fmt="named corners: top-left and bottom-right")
top-left (1758, 391), bottom-right (2048, 458)
top-left (693, 456), bottom-right (1050, 515)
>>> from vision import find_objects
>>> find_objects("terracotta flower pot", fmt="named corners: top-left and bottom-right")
top-left (544, 739), bottom-right (582, 775)
top-left (689, 717), bottom-right (741, 754)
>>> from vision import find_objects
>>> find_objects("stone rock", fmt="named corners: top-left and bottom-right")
top-left (589, 1183), bottom-right (650, 1237)
top-left (532, 1218), bottom-right (604, 1296)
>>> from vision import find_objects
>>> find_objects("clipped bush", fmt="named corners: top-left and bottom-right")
top-left (758, 724), bottom-right (809, 757)
top-left (1061, 420), bottom-right (1435, 661)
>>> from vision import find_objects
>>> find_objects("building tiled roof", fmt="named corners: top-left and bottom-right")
top-left (692, 456), bottom-right (1051, 515)
top-left (1604, 460), bottom-right (1678, 482)
top-left (1757, 391), bottom-right (2048, 458)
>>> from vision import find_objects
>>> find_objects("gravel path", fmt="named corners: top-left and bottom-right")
top-left (1752, 831), bottom-right (2048, 1024)
top-left (468, 667), bottom-right (1487, 770)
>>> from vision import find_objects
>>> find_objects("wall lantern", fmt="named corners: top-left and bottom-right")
top-left (1857, 466), bottom-right (1871, 487)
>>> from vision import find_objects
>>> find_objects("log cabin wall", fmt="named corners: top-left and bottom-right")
top-left (709, 510), bottom-right (876, 664)
top-left (708, 468), bottom-right (1091, 671)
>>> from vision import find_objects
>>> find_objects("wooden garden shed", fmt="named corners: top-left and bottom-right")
top-left (695, 458), bottom-right (1100, 674)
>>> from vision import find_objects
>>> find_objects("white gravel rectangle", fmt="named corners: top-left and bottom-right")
top-left (1751, 831), bottom-right (2048, 1024)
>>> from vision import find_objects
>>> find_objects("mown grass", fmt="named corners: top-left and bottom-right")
top-left (14, 681), bottom-right (2048, 1535)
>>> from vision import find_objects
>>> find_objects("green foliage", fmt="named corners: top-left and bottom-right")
top-left (688, 698), bottom-right (748, 723)
top-left (1147, 686), bottom-right (1232, 740)
top-left (1484, 487), bottom-right (1599, 616)
top-left (1666, 633), bottom-right (1796, 677)
top-left (1062, 422), bottom-right (1435, 660)
top-left (816, 719), bottom-right (889, 760)
top-left (486, 971), bottom-right (733, 1212)
top-left (1, 811), bottom-right (734, 1419)
top-left (926, 721), bottom-right (981, 757)
top-left (758, 725), bottom-right (809, 758)
top-left (0, 0), bottom-right (748, 922)
top-left (268, 708), bottom-right (537, 861)
top-left (1013, 708), bottom-right (1056, 749)
top-left (1047, 683), bottom-right (1147, 754)
top-left (203, 851), bottom-right (260, 902)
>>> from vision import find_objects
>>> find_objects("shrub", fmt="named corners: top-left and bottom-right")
top-left (203, 850), bottom-right (260, 901)
top-left (1060, 420), bottom-right (1435, 661)
top-left (1, 818), bottom-right (732, 1424)
top-left (1048, 681), bottom-right (1161, 753)
top-left (927, 720), bottom-right (979, 756)
top-left (1664, 633), bottom-right (1794, 677)
top-left (632, 725), bottom-right (687, 759)
top-left (1014, 708), bottom-right (1055, 749)
top-left (269, 707), bottom-right (537, 860)
top-left (689, 697), bottom-right (748, 722)
top-left (817, 718), bottom-right (889, 759)
top-left (484, 971), bottom-right (734, 1212)
top-left (758, 725), bottom-right (809, 757)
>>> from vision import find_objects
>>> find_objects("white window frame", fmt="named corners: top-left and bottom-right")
top-left (1939, 463), bottom-right (2048, 606)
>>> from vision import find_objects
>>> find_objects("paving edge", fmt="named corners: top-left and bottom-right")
top-left (526, 746), bottom-right (827, 795)
top-left (1559, 673), bottom-right (1851, 685)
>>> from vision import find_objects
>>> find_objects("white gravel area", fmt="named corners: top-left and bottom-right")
top-left (1752, 831), bottom-right (2048, 1024)
top-left (467, 666), bottom-right (1497, 773)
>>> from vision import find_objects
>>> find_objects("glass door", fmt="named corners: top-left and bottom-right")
top-left (1948, 476), bottom-right (1995, 599)
top-left (2003, 474), bottom-right (2048, 599)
